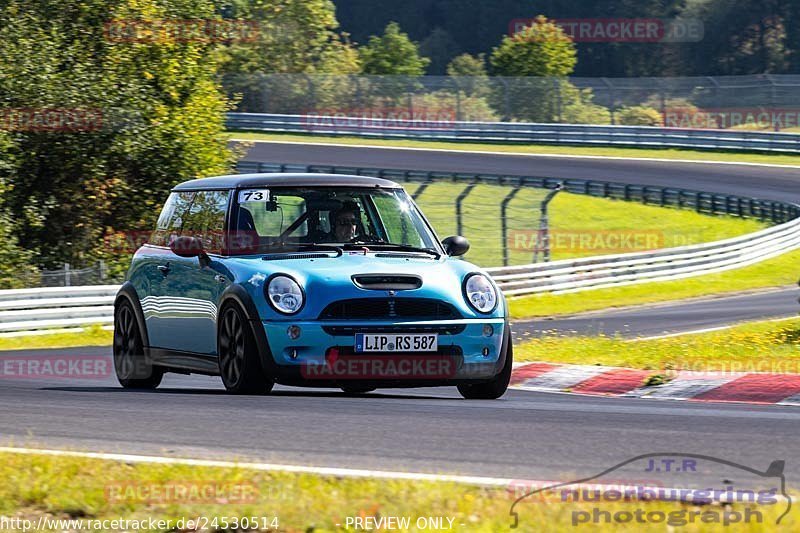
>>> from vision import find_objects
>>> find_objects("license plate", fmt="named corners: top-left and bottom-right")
top-left (355, 333), bottom-right (438, 353)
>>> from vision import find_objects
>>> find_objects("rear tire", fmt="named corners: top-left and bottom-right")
top-left (218, 304), bottom-right (273, 394)
top-left (113, 299), bottom-right (163, 390)
top-left (457, 327), bottom-right (512, 400)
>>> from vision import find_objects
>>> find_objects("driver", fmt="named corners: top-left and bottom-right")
top-left (328, 201), bottom-right (361, 242)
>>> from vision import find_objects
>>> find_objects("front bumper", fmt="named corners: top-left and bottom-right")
top-left (262, 318), bottom-right (506, 384)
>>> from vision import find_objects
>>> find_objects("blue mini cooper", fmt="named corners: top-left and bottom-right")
top-left (114, 173), bottom-right (512, 399)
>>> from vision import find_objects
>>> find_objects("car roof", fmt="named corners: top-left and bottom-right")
top-left (172, 173), bottom-right (402, 191)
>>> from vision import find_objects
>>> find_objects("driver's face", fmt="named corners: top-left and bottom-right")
top-left (334, 212), bottom-right (358, 241)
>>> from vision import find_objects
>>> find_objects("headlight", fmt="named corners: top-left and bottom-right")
top-left (266, 275), bottom-right (304, 314)
top-left (463, 273), bottom-right (497, 313)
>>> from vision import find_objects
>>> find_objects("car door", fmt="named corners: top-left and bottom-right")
top-left (159, 189), bottom-right (232, 355)
top-left (139, 190), bottom-right (195, 351)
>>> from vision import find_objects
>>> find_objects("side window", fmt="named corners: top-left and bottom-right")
top-left (182, 190), bottom-right (230, 253)
top-left (151, 192), bottom-right (194, 247)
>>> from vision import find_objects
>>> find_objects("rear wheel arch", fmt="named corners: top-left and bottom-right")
top-left (114, 282), bottom-right (150, 351)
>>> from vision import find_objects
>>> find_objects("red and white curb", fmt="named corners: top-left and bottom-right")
top-left (510, 362), bottom-right (800, 405)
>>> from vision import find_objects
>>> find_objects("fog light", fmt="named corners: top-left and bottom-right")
top-left (482, 324), bottom-right (494, 337)
top-left (289, 348), bottom-right (298, 359)
top-left (287, 325), bottom-right (301, 340)
top-left (482, 347), bottom-right (490, 357)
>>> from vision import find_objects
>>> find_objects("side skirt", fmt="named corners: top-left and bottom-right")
top-left (149, 348), bottom-right (220, 376)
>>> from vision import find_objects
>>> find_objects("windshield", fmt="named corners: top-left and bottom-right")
top-left (230, 186), bottom-right (441, 255)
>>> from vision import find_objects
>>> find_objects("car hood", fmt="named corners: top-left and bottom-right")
top-left (227, 252), bottom-right (504, 320)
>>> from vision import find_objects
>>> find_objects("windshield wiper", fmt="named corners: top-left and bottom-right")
top-left (345, 240), bottom-right (441, 259)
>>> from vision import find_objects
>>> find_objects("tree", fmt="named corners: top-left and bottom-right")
top-left (0, 0), bottom-right (234, 272)
top-left (447, 53), bottom-right (488, 77)
top-left (446, 53), bottom-right (490, 103)
top-left (489, 15), bottom-right (576, 77)
top-left (679, 0), bottom-right (789, 75)
top-left (486, 16), bottom-right (609, 123)
top-left (0, 132), bottom-right (37, 288)
top-left (360, 22), bottom-right (431, 75)
top-left (419, 27), bottom-right (460, 75)
top-left (217, 0), bottom-right (357, 74)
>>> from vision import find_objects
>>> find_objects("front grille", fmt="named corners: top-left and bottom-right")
top-left (319, 298), bottom-right (461, 320)
top-left (322, 324), bottom-right (466, 336)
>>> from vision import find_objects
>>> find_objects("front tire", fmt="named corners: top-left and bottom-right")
top-left (457, 327), bottom-right (512, 400)
top-left (218, 304), bottom-right (273, 394)
top-left (113, 299), bottom-right (163, 390)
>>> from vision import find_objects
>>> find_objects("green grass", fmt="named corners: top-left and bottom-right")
top-left (405, 184), bottom-right (764, 267)
top-left (0, 325), bottom-right (112, 352)
top-left (230, 131), bottom-right (800, 166)
top-left (0, 450), bottom-right (787, 532)
top-left (508, 248), bottom-right (800, 319)
top-left (516, 317), bottom-right (800, 374)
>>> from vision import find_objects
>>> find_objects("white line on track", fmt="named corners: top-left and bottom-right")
top-left (232, 138), bottom-right (800, 170)
top-left (0, 446), bottom-right (514, 486)
top-left (1, 446), bottom-right (774, 506)
top-left (629, 314), bottom-right (799, 341)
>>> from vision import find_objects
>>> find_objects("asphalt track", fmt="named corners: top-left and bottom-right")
top-left (3, 346), bottom-right (800, 487)
top-left (4, 142), bottom-right (800, 494)
top-left (240, 140), bottom-right (800, 203)
top-left (511, 287), bottom-right (800, 340)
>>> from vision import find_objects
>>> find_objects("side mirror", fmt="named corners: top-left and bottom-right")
top-left (170, 236), bottom-right (204, 258)
top-left (442, 235), bottom-right (470, 257)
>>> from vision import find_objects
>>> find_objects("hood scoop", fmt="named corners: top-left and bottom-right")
top-left (352, 274), bottom-right (422, 290)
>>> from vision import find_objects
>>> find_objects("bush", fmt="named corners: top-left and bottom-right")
top-left (560, 85), bottom-right (612, 124)
top-left (0, 0), bottom-right (235, 273)
top-left (616, 106), bottom-right (664, 126)
top-left (494, 78), bottom-right (610, 124)
top-left (413, 91), bottom-right (499, 122)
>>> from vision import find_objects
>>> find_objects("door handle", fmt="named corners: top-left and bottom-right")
top-left (157, 264), bottom-right (171, 275)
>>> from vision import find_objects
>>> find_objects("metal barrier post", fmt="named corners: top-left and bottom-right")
top-left (500, 184), bottom-right (523, 267)
top-left (455, 182), bottom-right (478, 237)
top-left (533, 183), bottom-right (564, 263)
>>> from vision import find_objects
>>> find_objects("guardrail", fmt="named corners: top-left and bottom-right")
top-left (4, 221), bottom-right (799, 331)
top-left (486, 217), bottom-right (800, 295)
top-left (237, 161), bottom-right (800, 224)
top-left (239, 161), bottom-right (800, 296)
top-left (5, 162), bottom-right (800, 333)
top-left (227, 113), bottom-right (800, 153)
top-left (0, 285), bottom-right (117, 334)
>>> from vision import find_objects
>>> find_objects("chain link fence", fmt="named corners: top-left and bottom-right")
top-left (20, 261), bottom-right (112, 288)
top-left (224, 74), bottom-right (800, 131)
